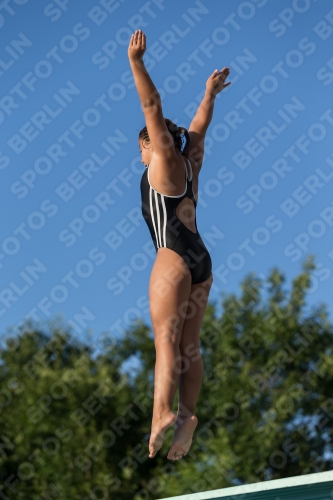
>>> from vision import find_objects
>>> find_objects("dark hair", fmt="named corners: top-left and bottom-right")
top-left (139, 119), bottom-right (190, 154)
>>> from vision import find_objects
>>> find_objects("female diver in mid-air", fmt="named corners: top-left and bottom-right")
top-left (128, 30), bottom-right (231, 461)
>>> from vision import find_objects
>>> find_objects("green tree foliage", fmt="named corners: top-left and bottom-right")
top-left (0, 257), bottom-right (333, 499)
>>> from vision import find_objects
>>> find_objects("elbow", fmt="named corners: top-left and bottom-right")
top-left (142, 91), bottom-right (161, 109)
top-left (190, 120), bottom-right (209, 136)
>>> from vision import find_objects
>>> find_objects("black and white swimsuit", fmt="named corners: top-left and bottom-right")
top-left (140, 156), bottom-right (212, 284)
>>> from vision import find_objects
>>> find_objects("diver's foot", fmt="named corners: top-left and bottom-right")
top-left (167, 414), bottom-right (198, 460)
top-left (149, 411), bottom-right (177, 458)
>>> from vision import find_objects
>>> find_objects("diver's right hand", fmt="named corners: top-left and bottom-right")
top-left (206, 67), bottom-right (231, 96)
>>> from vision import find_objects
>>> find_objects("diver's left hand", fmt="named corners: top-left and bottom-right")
top-left (128, 30), bottom-right (146, 62)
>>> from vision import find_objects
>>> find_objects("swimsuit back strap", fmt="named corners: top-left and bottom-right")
top-left (183, 156), bottom-right (193, 182)
top-left (187, 157), bottom-right (193, 181)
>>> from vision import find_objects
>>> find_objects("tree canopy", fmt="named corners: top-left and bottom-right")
top-left (1, 256), bottom-right (332, 500)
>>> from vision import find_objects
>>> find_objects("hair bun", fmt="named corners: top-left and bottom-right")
top-left (165, 119), bottom-right (189, 153)
top-left (138, 119), bottom-right (190, 154)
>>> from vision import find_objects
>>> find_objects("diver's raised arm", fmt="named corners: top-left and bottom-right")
top-left (187, 67), bottom-right (231, 169)
top-left (128, 30), bottom-right (175, 159)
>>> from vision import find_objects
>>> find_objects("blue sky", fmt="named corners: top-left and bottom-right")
top-left (1, 0), bottom-right (333, 354)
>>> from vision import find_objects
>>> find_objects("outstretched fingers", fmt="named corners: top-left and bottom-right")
top-left (142, 31), bottom-right (146, 50)
top-left (138, 29), bottom-right (146, 49)
top-left (132, 29), bottom-right (145, 47)
top-left (128, 30), bottom-right (147, 60)
top-left (129, 33), bottom-right (136, 47)
top-left (219, 67), bottom-right (230, 77)
top-left (218, 67), bottom-right (231, 88)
